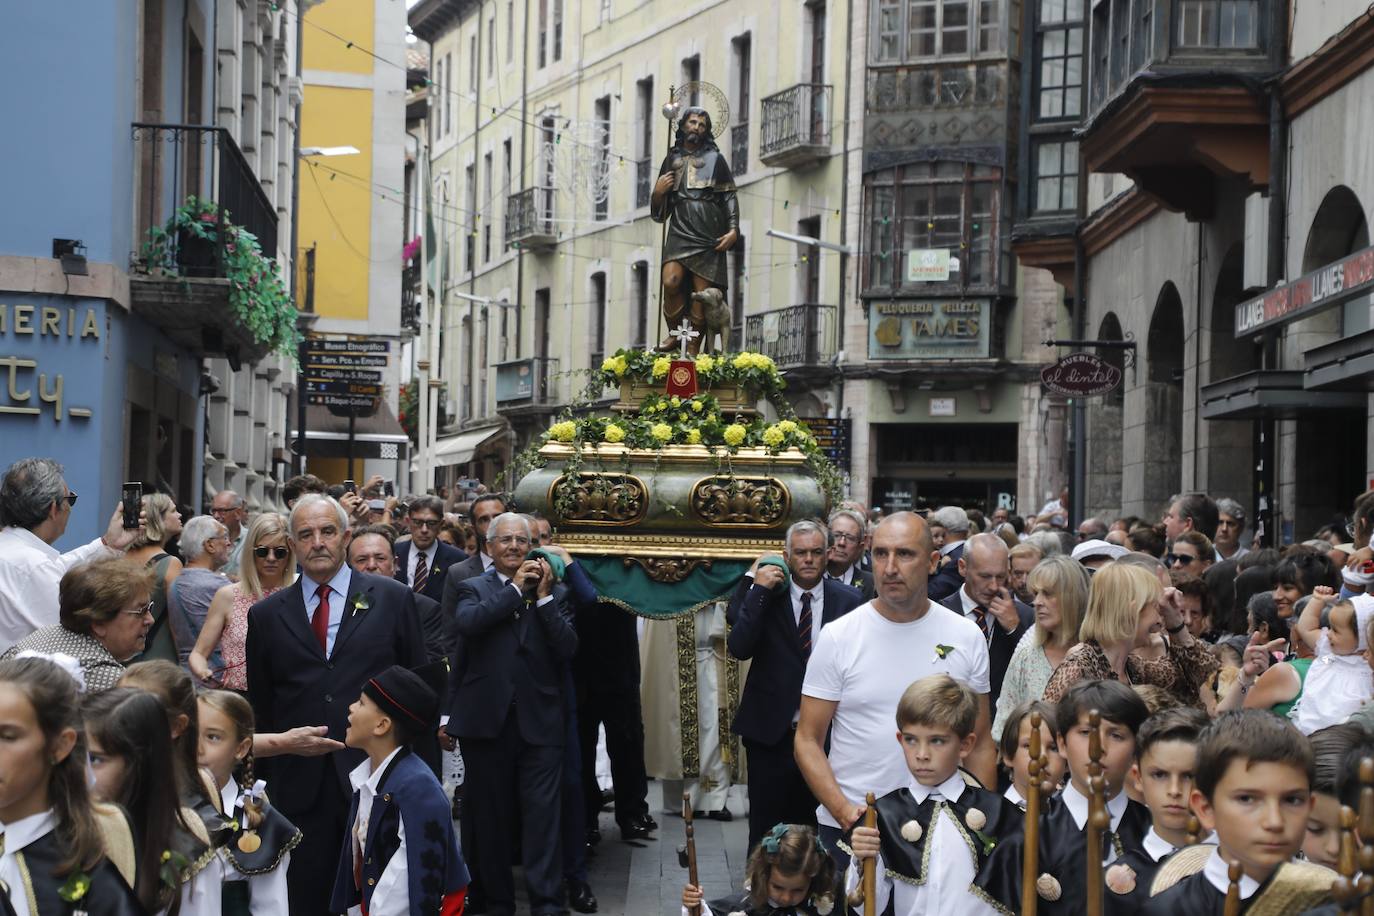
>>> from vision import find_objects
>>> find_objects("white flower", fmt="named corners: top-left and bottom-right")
top-left (1036, 873), bottom-right (1062, 901)
top-left (899, 819), bottom-right (923, 843)
top-left (813, 894), bottom-right (835, 915)
top-left (964, 807), bottom-right (987, 831)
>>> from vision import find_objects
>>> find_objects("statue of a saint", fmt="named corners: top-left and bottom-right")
top-left (651, 106), bottom-right (739, 356)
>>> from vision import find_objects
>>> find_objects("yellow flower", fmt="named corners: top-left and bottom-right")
top-left (679, 412), bottom-right (689, 422)
top-left (603, 423), bottom-right (625, 443)
top-left (670, 396), bottom-right (681, 407)
top-left (601, 357), bottom-right (617, 373)
top-left (652, 357), bottom-right (671, 379)
top-left (686, 429), bottom-right (702, 444)
top-left (732, 353), bottom-right (751, 370)
top-left (547, 421), bottom-right (576, 442)
top-left (691, 400), bottom-right (704, 413)
top-left (651, 423), bottom-right (674, 442)
top-left (723, 424), bottom-right (746, 446)
top-left (611, 355), bottom-right (629, 376)
top-left (696, 354), bottom-right (716, 373)
top-left (778, 419), bottom-right (798, 433)
top-left (762, 426), bottom-right (785, 447)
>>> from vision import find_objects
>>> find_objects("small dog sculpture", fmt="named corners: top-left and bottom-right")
top-left (689, 287), bottom-right (732, 354)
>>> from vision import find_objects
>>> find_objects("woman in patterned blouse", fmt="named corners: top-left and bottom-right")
top-left (1, 558), bottom-right (154, 692)
top-left (1042, 558), bottom-right (1218, 709)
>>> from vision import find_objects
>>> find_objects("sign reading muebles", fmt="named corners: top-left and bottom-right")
top-left (868, 299), bottom-right (991, 359)
top-left (1234, 244), bottom-right (1374, 336)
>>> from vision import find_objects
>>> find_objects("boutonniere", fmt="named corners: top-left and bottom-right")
top-left (349, 593), bottom-right (372, 619)
top-left (57, 871), bottom-right (91, 903)
top-left (933, 643), bottom-right (955, 661)
top-left (159, 848), bottom-right (190, 890)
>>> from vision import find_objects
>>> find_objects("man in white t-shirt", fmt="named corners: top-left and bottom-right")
top-left (795, 510), bottom-right (996, 868)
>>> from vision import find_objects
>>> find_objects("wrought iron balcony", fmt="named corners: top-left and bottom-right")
top-left (759, 84), bottom-right (832, 169)
top-left (744, 303), bottom-right (837, 370)
top-left (504, 187), bottom-right (556, 249)
top-left (495, 357), bottom-right (563, 407)
top-left (635, 158), bottom-right (653, 209)
top-left (731, 123), bottom-right (750, 177)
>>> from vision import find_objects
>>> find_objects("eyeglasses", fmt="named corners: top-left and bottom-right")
top-left (210, 506), bottom-right (240, 516)
top-left (490, 535), bottom-right (531, 547)
top-left (1165, 553), bottom-right (1196, 566)
top-left (121, 601), bottom-right (154, 618)
top-left (410, 518), bottom-right (442, 529)
top-left (63, 492), bottom-right (78, 508)
top-left (254, 546), bottom-right (290, 559)
top-left (831, 532), bottom-right (861, 544)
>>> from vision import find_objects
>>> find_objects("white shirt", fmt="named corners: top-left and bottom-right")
top-left (480, 551), bottom-right (495, 570)
top-left (0, 809), bottom-right (57, 916)
top-left (790, 580), bottom-right (824, 650)
top-left (1060, 781), bottom-right (1130, 865)
top-left (347, 748), bottom-right (407, 916)
top-left (303, 565), bottom-right (352, 657)
top-left (802, 601), bottom-right (991, 828)
top-left (827, 564), bottom-right (857, 587)
top-left (218, 779), bottom-right (290, 916)
top-left (940, 540), bottom-right (965, 559)
top-left (406, 542), bottom-right (438, 588)
top-left (957, 585), bottom-right (998, 642)
top-left (1003, 783), bottom-right (1025, 809)
top-left (494, 570), bottom-right (555, 608)
top-left (0, 527), bottom-right (117, 653)
top-left (1202, 846), bottom-right (1261, 899)
top-left (1142, 826), bottom-right (1180, 863)
top-left (844, 773), bottom-right (998, 916)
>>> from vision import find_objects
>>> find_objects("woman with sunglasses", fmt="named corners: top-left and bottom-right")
top-left (1166, 530), bottom-right (1214, 580)
top-left (1, 558), bottom-right (155, 693)
top-left (189, 513), bottom-right (296, 692)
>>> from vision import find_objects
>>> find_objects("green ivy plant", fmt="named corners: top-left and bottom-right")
top-left (139, 195), bottom-right (300, 358)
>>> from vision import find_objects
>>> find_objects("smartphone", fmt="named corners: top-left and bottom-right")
top-left (343, 479), bottom-right (356, 494)
top-left (121, 482), bottom-right (143, 530)
top-left (384, 480), bottom-right (395, 497)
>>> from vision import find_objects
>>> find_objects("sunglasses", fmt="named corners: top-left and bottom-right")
top-left (121, 600), bottom-right (155, 618)
top-left (63, 492), bottom-right (78, 508)
top-left (254, 546), bottom-right (290, 559)
top-left (1165, 553), bottom-right (1196, 566)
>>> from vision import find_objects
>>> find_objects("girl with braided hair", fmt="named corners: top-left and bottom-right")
top-left (198, 689), bottom-right (301, 915)
top-left (681, 823), bottom-right (837, 916)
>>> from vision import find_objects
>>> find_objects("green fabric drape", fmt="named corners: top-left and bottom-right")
top-left (577, 557), bottom-right (752, 619)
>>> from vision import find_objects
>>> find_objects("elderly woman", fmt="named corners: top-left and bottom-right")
top-left (124, 492), bottom-right (184, 662)
top-left (166, 515), bottom-right (230, 674)
top-left (992, 555), bottom-right (1089, 740)
top-left (189, 513), bottom-right (295, 690)
top-left (1042, 560), bottom-right (1219, 708)
top-left (2, 558), bottom-right (154, 692)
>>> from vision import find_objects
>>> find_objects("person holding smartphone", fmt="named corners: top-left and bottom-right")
top-left (0, 458), bottom-right (147, 653)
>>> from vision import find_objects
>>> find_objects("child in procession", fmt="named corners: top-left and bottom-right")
top-left (681, 823), bottom-right (838, 916)
top-left (998, 699), bottom-right (1066, 810)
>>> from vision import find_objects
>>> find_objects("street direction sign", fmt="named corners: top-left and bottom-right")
top-left (309, 393), bottom-right (380, 410)
top-left (304, 352), bottom-right (388, 368)
top-left (306, 339), bottom-right (391, 354)
top-left (305, 367), bottom-right (384, 384)
top-left (304, 380), bottom-right (383, 396)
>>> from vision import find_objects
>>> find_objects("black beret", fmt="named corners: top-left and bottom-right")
top-left (363, 664), bottom-right (439, 731)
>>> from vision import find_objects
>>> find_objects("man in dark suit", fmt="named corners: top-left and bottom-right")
top-left (727, 519), bottom-right (865, 853)
top-left (351, 524), bottom-right (454, 662)
top-left (394, 494), bottom-right (466, 603)
top-left (927, 505), bottom-right (971, 602)
top-left (440, 492), bottom-right (506, 599)
top-left (824, 507), bottom-right (877, 600)
top-left (246, 494), bottom-right (429, 916)
top-left (445, 513), bottom-right (577, 916)
top-left (936, 532), bottom-right (1032, 711)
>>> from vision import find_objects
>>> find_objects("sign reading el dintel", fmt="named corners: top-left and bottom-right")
top-left (1041, 352), bottom-right (1122, 397)
top-left (1235, 244), bottom-right (1374, 336)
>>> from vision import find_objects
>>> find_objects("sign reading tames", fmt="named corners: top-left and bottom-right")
top-left (1040, 352), bottom-right (1122, 397)
top-left (1234, 244), bottom-right (1374, 337)
top-left (868, 299), bottom-right (992, 359)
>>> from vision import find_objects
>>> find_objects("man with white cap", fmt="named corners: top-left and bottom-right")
top-left (1071, 538), bottom-right (1129, 571)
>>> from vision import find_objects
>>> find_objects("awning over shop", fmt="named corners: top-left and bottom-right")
top-left (433, 425), bottom-right (504, 465)
top-left (291, 403), bottom-right (410, 460)
top-left (1200, 370), bottom-right (1366, 420)
top-left (1304, 329), bottom-right (1374, 391)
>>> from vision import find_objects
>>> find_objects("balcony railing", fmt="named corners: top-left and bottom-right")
top-left (495, 357), bottom-right (562, 406)
top-left (132, 123), bottom-right (279, 275)
top-left (759, 84), bottom-right (833, 168)
top-left (743, 304), bottom-right (837, 370)
top-left (504, 187), bottom-right (556, 249)
top-left (401, 264), bottom-right (421, 334)
top-left (635, 158), bottom-right (653, 209)
top-left (731, 123), bottom-right (750, 177)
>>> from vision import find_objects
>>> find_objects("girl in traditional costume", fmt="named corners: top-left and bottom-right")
top-left (681, 823), bottom-right (837, 916)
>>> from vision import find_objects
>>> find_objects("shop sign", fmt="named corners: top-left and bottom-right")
top-left (0, 302), bottom-right (101, 422)
top-left (1234, 243), bottom-right (1374, 336)
top-left (868, 299), bottom-right (991, 359)
top-left (905, 249), bottom-right (957, 282)
top-left (1040, 352), bottom-right (1122, 397)
top-left (798, 417), bottom-right (851, 471)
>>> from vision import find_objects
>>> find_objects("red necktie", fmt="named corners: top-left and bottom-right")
top-left (312, 584), bottom-right (331, 653)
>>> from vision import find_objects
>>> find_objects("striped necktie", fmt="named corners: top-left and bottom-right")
top-left (798, 592), bottom-right (813, 657)
top-left (413, 550), bottom-right (428, 594)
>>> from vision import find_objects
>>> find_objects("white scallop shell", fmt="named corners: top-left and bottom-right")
top-left (900, 819), bottom-right (924, 843)
top-left (964, 808), bottom-right (987, 831)
top-left (1036, 873), bottom-right (1062, 901)
top-left (1106, 863), bottom-right (1138, 895)
top-left (813, 893), bottom-right (835, 915)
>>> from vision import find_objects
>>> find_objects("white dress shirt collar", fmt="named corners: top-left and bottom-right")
top-left (940, 539), bottom-right (964, 558)
top-left (1202, 846), bottom-right (1261, 899)
top-left (306, 563), bottom-right (353, 603)
top-left (1003, 783), bottom-right (1025, 808)
top-left (1142, 827), bottom-right (1179, 862)
top-left (828, 564), bottom-right (856, 586)
top-left (480, 551), bottom-right (495, 570)
top-left (908, 771), bottom-right (967, 805)
top-left (0, 809), bottom-right (56, 853)
top-left (349, 746), bottom-right (404, 795)
top-left (1061, 780), bottom-right (1129, 831)
top-left (0, 527), bottom-right (57, 558)
top-left (790, 579), bottom-right (822, 606)
top-left (220, 778), bottom-right (238, 817)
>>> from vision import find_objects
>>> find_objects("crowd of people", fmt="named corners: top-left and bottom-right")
top-left (6, 451), bottom-right (1374, 914)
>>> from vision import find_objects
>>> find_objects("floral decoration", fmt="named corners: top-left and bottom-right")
top-left (57, 872), bottom-right (91, 903)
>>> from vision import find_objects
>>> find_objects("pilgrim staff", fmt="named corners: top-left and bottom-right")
top-left (1360, 758), bottom-right (1374, 916)
top-left (1223, 860), bottom-right (1244, 916)
top-left (1021, 711), bottom-right (1046, 916)
top-left (1085, 710), bottom-right (1108, 916)
top-left (846, 793), bottom-right (878, 912)
top-left (1334, 806), bottom-right (1359, 908)
top-left (682, 793), bottom-right (701, 916)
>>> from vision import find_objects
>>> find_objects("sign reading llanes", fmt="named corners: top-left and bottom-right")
top-left (1040, 352), bottom-right (1123, 397)
top-left (1234, 243), bottom-right (1374, 336)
